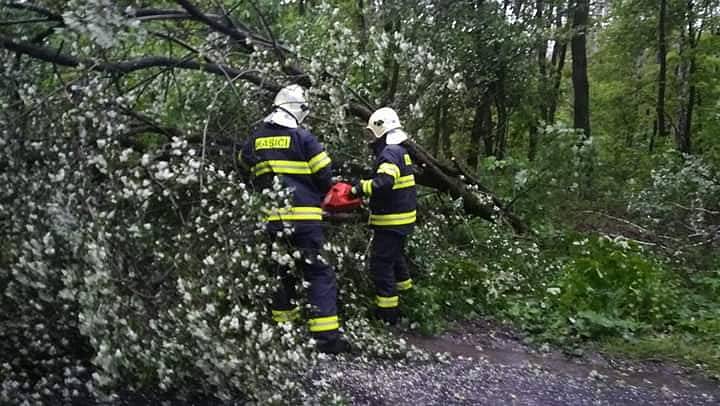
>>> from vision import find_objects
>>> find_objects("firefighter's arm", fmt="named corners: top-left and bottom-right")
top-left (352, 161), bottom-right (400, 197)
top-left (239, 138), bottom-right (257, 174)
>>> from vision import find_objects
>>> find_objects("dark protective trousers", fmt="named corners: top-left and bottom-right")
top-left (369, 229), bottom-right (413, 322)
top-left (269, 223), bottom-right (339, 339)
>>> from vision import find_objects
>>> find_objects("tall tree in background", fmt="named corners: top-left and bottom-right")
top-left (530, 0), bottom-right (569, 160)
top-left (653, 0), bottom-right (668, 152)
top-left (675, 0), bottom-right (704, 154)
top-left (571, 0), bottom-right (591, 138)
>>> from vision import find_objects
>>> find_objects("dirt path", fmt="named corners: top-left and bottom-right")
top-left (323, 321), bottom-right (719, 405)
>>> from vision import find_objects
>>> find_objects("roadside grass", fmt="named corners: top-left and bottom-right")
top-left (602, 334), bottom-right (720, 379)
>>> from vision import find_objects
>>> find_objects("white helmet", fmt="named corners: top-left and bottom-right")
top-left (263, 84), bottom-right (309, 128)
top-left (366, 107), bottom-right (408, 144)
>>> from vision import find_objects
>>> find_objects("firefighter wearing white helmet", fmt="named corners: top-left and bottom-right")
top-left (365, 107), bottom-right (409, 144)
top-left (241, 84), bottom-right (350, 354)
top-left (351, 107), bottom-right (417, 325)
top-left (263, 84), bottom-right (310, 128)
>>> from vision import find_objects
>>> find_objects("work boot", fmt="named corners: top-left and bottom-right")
top-left (315, 336), bottom-right (351, 354)
top-left (374, 307), bottom-right (399, 326)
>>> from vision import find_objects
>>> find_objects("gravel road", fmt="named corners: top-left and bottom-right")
top-left (321, 321), bottom-right (719, 405)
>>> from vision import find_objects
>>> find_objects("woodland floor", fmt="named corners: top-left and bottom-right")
top-left (322, 320), bottom-right (720, 405)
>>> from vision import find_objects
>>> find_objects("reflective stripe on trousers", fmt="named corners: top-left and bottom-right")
top-left (308, 315), bottom-right (340, 332)
top-left (264, 206), bottom-right (323, 221)
top-left (369, 210), bottom-right (416, 226)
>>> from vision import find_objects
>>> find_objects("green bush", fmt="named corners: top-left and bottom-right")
top-left (508, 236), bottom-right (683, 342)
top-left (556, 237), bottom-right (681, 330)
top-left (402, 206), bottom-right (552, 334)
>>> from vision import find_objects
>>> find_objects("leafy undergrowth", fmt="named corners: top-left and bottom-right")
top-left (399, 193), bottom-right (720, 378)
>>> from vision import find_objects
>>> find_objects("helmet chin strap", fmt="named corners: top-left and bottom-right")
top-left (274, 105), bottom-right (300, 125)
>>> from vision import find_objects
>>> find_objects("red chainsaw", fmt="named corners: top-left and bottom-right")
top-left (321, 182), bottom-right (362, 220)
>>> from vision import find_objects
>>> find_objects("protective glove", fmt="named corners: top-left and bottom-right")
top-left (349, 181), bottom-right (362, 198)
top-left (349, 186), bottom-right (358, 198)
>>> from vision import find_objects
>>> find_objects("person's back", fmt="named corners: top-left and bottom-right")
top-left (246, 121), bottom-right (331, 220)
top-left (366, 142), bottom-right (417, 235)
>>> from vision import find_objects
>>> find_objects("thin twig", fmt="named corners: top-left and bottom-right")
top-left (671, 203), bottom-right (720, 215)
top-left (581, 210), bottom-right (651, 234)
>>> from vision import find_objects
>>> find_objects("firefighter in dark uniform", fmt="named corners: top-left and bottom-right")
top-left (241, 84), bottom-right (349, 353)
top-left (351, 107), bottom-right (416, 325)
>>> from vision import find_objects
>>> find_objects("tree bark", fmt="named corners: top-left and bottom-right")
top-left (570, 0), bottom-right (591, 138)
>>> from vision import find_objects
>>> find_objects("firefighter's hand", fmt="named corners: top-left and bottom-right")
top-left (349, 181), bottom-right (361, 198)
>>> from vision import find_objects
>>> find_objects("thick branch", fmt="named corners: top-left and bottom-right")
top-left (175, 0), bottom-right (257, 53)
top-left (131, 7), bottom-right (283, 53)
top-left (1, 2), bottom-right (63, 21)
top-left (0, 34), bottom-right (283, 93)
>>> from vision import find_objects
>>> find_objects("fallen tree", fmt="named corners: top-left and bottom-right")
top-left (0, 0), bottom-right (527, 233)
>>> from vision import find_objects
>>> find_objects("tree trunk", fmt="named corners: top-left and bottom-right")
top-left (494, 96), bottom-right (508, 160)
top-left (529, 125), bottom-right (539, 161)
top-left (469, 94), bottom-right (493, 169)
top-left (441, 103), bottom-right (453, 159)
top-left (547, 6), bottom-right (568, 123)
top-left (675, 0), bottom-right (699, 154)
top-left (381, 17), bottom-right (401, 105)
top-left (531, 0), bottom-right (546, 160)
top-left (649, 118), bottom-right (657, 152)
top-left (432, 100), bottom-right (443, 156)
top-left (357, 0), bottom-right (368, 51)
top-left (571, 0), bottom-right (591, 138)
top-left (656, 0), bottom-right (668, 141)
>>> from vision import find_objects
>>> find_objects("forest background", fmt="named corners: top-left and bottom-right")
top-left (1, 0), bottom-right (719, 404)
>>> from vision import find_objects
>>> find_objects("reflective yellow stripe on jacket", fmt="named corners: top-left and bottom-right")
top-left (377, 162), bottom-right (401, 180)
top-left (308, 151), bottom-right (331, 173)
top-left (392, 174), bottom-right (415, 190)
top-left (252, 160), bottom-right (311, 176)
top-left (264, 206), bottom-right (323, 221)
top-left (252, 152), bottom-right (331, 176)
top-left (361, 179), bottom-right (373, 196)
top-left (369, 210), bottom-right (416, 226)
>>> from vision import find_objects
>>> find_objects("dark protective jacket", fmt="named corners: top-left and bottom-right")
top-left (241, 122), bottom-right (332, 223)
top-left (357, 133), bottom-right (417, 235)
